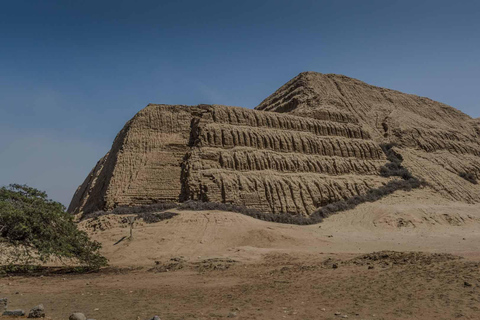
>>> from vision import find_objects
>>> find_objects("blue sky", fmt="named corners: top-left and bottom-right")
top-left (1, 0), bottom-right (479, 206)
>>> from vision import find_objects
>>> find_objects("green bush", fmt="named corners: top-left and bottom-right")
top-left (0, 184), bottom-right (107, 269)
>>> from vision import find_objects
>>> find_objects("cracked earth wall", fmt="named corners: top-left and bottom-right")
top-left (70, 72), bottom-right (479, 216)
top-left (68, 104), bottom-right (389, 215)
top-left (256, 72), bottom-right (480, 203)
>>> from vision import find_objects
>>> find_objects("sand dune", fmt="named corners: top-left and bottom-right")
top-left (79, 189), bottom-right (480, 267)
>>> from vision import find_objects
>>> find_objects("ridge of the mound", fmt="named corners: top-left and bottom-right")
top-left (256, 72), bottom-right (474, 134)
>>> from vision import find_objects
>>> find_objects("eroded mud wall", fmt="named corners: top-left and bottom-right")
top-left (70, 104), bottom-right (389, 215)
top-left (256, 72), bottom-right (480, 203)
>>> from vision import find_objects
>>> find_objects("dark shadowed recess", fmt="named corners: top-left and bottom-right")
top-left (459, 172), bottom-right (478, 185)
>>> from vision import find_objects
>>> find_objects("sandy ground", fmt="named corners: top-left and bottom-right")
top-left (1, 189), bottom-right (480, 319)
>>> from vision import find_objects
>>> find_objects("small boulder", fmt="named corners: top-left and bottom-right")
top-left (28, 304), bottom-right (45, 318)
top-left (146, 316), bottom-right (160, 320)
top-left (0, 298), bottom-right (7, 311)
top-left (3, 310), bottom-right (25, 317)
top-left (69, 313), bottom-right (87, 320)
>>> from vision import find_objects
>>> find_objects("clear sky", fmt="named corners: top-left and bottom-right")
top-left (1, 0), bottom-right (479, 206)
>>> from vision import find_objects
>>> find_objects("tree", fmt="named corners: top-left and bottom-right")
top-left (0, 184), bottom-right (107, 268)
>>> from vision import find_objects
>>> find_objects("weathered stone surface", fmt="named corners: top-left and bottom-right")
top-left (0, 298), bottom-right (7, 311)
top-left (3, 309), bottom-right (25, 316)
top-left (69, 104), bottom-right (388, 216)
top-left (27, 304), bottom-right (45, 318)
top-left (184, 169), bottom-right (387, 215)
top-left (69, 313), bottom-right (87, 320)
top-left (256, 72), bottom-right (480, 203)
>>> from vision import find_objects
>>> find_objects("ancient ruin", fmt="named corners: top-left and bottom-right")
top-left (69, 72), bottom-right (480, 215)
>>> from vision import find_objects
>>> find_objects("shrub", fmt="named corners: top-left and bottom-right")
top-left (136, 211), bottom-right (178, 224)
top-left (0, 184), bottom-right (107, 269)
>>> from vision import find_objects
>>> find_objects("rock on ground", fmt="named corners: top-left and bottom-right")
top-left (28, 304), bottom-right (45, 318)
top-left (69, 313), bottom-right (87, 320)
top-left (2, 309), bottom-right (25, 316)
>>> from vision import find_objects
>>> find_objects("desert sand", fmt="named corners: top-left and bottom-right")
top-left (2, 188), bottom-right (480, 320)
